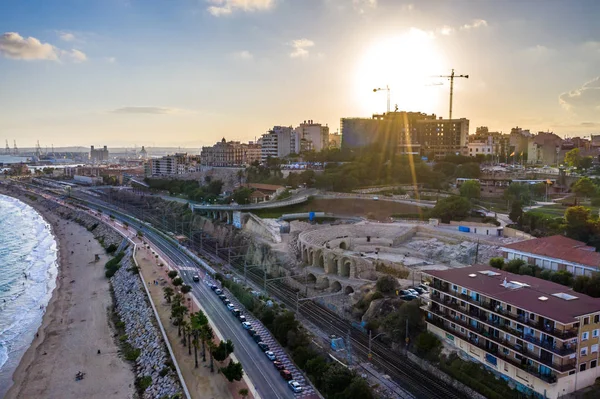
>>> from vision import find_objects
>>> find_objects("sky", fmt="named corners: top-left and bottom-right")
top-left (1, 0), bottom-right (599, 148)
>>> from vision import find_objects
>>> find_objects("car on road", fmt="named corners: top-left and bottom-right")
top-left (265, 350), bottom-right (276, 360)
top-left (280, 370), bottom-right (293, 381)
top-left (242, 322), bottom-right (252, 330)
top-left (215, 288), bottom-right (222, 295)
top-left (247, 328), bottom-right (257, 337)
top-left (253, 334), bottom-right (262, 343)
top-left (226, 303), bottom-right (235, 311)
top-left (273, 360), bottom-right (285, 370)
top-left (239, 315), bottom-right (247, 323)
top-left (288, 381), bottom-right (303, 393)
top-left (373, 196), bottom-right (379, 201)
top-left (192, 275), bottom-right (200, 282)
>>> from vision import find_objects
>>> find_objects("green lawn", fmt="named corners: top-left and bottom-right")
top-left (529, 203), bottom-right (600, 218)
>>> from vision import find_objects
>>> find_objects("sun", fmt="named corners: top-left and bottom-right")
top-left (354, 28), bottom-right (447, 115)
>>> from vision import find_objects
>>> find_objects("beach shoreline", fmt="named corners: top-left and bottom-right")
top-left (1, 190), bottom-right (135, 399)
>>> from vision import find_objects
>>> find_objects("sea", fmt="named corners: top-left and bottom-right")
top-left (0, 194), bottom-right (58, 397)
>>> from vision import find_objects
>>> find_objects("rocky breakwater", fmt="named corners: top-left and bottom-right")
top-left (112, 249), bottom-right (182, 399)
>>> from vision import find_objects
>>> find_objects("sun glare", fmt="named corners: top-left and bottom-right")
top-left (354, 28), bottom-right (447, 115)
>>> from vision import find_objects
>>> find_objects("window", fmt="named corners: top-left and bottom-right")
top-left (583, 332), bottom-right (589, 341)
top-left (595, 315), bottom-right (600, 324)
top-left (507, 305), bottom-right (512, 313)
top-left (580, 363), bottom-right (587, 372)
top-left (530, 313), bottom-right (535, 320)
top-left (451, 323), bottom-right (456, 329)
top-left (461, 328), bottom-right (465, 333)
top-left (452, 285), bottom-right (457, 291)
top-left (506, 334), bottom-right (511, 342)
top-left (592, 344), bottom-right (598, 354)
top-left (584, 317), bottom-right (590, 326)
top-left (592, 360), bottom-right (597, 369)
top-left (581, 347), bottom-right (588, 356)
top-left (594, 329), bottom-right (599, 338)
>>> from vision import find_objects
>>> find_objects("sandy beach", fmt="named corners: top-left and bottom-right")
top-left (3, 195), bottom-right (135, 399)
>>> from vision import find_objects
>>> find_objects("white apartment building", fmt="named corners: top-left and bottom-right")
top-left (146, 153), bottom-right (188, 176)
top-left (294, 120), bottom-right (329, 152)
top-left (468, 141), bottom-right (494, 157)
top-left (260, 126), bottom-right (299, 161)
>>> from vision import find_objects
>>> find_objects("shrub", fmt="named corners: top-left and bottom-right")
top-left (489, 257), bottom-right (505, 269)
top-left (551, 270), bottom-right (574, 286)
top-left (376, 275), bottom-right (397, 293)
top-left (159, 367), bottom-right (170, 377)
top-left (503, 259), bottom-right (525, 274)
top-left (135, 375), bottom-right (152, 391)
top-left (167, 271), bottom-right (178, 279)
top-left (106, 243), bottom-right (118, 254)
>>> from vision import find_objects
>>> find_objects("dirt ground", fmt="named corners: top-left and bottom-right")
top-left (6, 205), bottom-right (134, 399)
top-left (135, 246), bottom-right (246, 399)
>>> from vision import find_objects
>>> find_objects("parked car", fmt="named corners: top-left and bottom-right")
top-left (288, 381), bottom-right (303, 393)
top-left (247, 328), bottom-right (257, 337)
top-left (418, 283), bottom-right (429, 292)
top-left (400, 290), bottom-right (411, 296)
top-left (223, 299), bottom-right (231, 306)
top-left (411, 286), bottom-right (424, 295)
top-left (226, 303), bottom-right (235, 311)
top-left (265, 351), bottom-right (276, 360)
top-left (210, 284), bottom-right (218, 290)
top-left (239, 315), bottom-right (247, 323)
top-left (258, 343), bottom-right (269, 352)
top-left (407, 288), bottom-right (419, 296)
top-left (401, 294), bottom-right (416, 301)
top-left (273, 360), bottom-right (285, 370)
top-left (280, 370), bottom-right (293, 381)
top-left (232, 309), bottom-right (241, 317)
top-left (253, 334), bottom-right (262, 343)
top-left (192, 275), bottom-right (200, 282)
top-left (242, 322), bottom-right (252, 330)
top-left (218, 294), bottom-right (227, 301)
top-left (215, 288), bottom-right (222, 295)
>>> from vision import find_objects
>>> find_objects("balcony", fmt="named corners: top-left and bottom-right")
top-left (426, 306), bottom-right (576, 374)
top-left (431, 294), bottom-right (576, 356)
top-left (432, 283), bottom-right (578, 340)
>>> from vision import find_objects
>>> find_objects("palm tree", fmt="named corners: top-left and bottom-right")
top-left (191, 311), bottom-right (207, 367)
top-left (192, 331), bottom-right (200, 368)
top-left (180, 319), bottom-right (188, 346)
top-left (207, 340), bottom-right (216, 373)
top-left (163, 287), bottom-right (174, 303)
top-left (200, 324), bottom-right (214, 363)
top-left (185, 323), bottom-right (193, 355)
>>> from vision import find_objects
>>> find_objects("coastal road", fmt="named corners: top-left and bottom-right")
top-left (74, 197), bottom-right (300, 399)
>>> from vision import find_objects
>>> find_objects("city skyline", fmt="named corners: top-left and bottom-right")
top-left (1, 0), bottom-right (599, 147)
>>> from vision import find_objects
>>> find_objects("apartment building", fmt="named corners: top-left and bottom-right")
top-left (501, 235), bottom-right (600, 277)
top-left (200, 138), bottom-right (261, 167)
top-left (415, 117), bottom-right (469, 158)
top-left (423, 265), bottom-right (600, 398)
top-left (260, 126), bottom-right (298, 161)
top-left (145, 153), bottom-right (188, 176)
top-left (295, 120), bottom-right (329, 152)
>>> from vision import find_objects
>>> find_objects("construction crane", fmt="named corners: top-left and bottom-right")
top-left (438, 69), bottom-right (469, 120)
top-left (13, 140), bottom-right (18, 155)
top-left (373, 85), bottom-right (390, 114)
top-left (5, 140), bottom-right (9, 155)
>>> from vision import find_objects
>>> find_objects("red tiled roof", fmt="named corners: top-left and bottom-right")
top-left (502, 235), bottom-right (600, 268)
top-left (249, 190), bottom-right (267, 198)
top-left (426, 264), bottom-right (600, 324)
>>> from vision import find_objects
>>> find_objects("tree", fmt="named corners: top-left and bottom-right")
top-left (509, 201), bottom-right (523, 225)
top-left (382, 301), bottom-right (423, 343)
top-left (564, 148), bottom-right (581, 168)
top-left (336, 377), bottom-right (374, 399)
top-left (163, 286), bottom-right (174, 303)
top-left (272, 312), bottom-right (298, 347)
top-left (430, 196), bottom-right (472, 223)
top-left (231, 187), bottom-right (253, 205)
top-left (564, 206), bottom-right (593, 242)
top-left (580, 156), bottom-right (593, 171)
top-left (572, 177), bottom-right (597, 201)
top-left (238, 388), bottom-right (249, 399)
top-left (551, 270), bottom-right (574, 286)
top-left (200, 324), bottom-right (214, 363)
top-left (323, 364), bottom-right (355, 397)
top-left (191, 311), bottom-right (208, 368)
top-left (168, 270), bottom-right (178, 279)
top-left (503, 259), bottom-right (525, 273)
top-left (172, 277), bottom-right (183, 286)
top-left (459, 180), bottom-right (481, 201)
top-left (455, 162), bottom-right (481, 178)
top-left (375, 275), bottom-right (397, 294)
top-left (207, 339), bottom-right (216, 372)
top-left (181, 284), bottom-right (192, 294)
top-left (220, 360), bottom-right (244, 382)
top-left (415, 331), bottom-right (442, 361)
top-left (489, 257), bottom-right (505, 269)
top-left (212, 339), bottom-right (234, 362)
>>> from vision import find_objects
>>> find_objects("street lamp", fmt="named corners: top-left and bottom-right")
top-left (373, 85), bottom-right (390, 114)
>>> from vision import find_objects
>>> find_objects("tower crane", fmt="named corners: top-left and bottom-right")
top-left (437, 69), bottom-right (469, 120)
top-left (13, 140), bottom-right (18, 155)
top-left (5, 140), bottom-right (9, 155)
top-left (373, 85), bottom-right (391, 114)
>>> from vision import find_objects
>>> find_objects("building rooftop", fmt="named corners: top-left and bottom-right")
top-left (244, 183), bottom-right (284, 192)
top-left (501, 235), bottom-right (600, 268)
top-left (426, 264), bottom-right (600, 324)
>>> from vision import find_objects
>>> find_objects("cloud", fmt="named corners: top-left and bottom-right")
top-left (205, 0), bottom-right (274, 16)
top-left (460, 19), bottom-right (488, 30)
top-left (289, 38), bottom-right (314, 58)
top-left (559, 77), bottom-right (600, 118)
top-left (353, 0), bottom-right (377, 14)
top-left (106, 56), bottom-right (117, 63)
top-left (0, 32), bottom-right (88, 63)
top-left (0, 32), bottom-right (58, 61)
top-left (58, 31), bottom-right (76, 42)
top-left (110, 107), bottom-right (191, 115)
top-left (232, 50), bottom-right (253, 60)
top-left (438, 25), bottom-right (455, 36)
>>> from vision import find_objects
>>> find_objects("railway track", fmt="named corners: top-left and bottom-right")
top-left (73, 192), bottom-right (464, 399)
